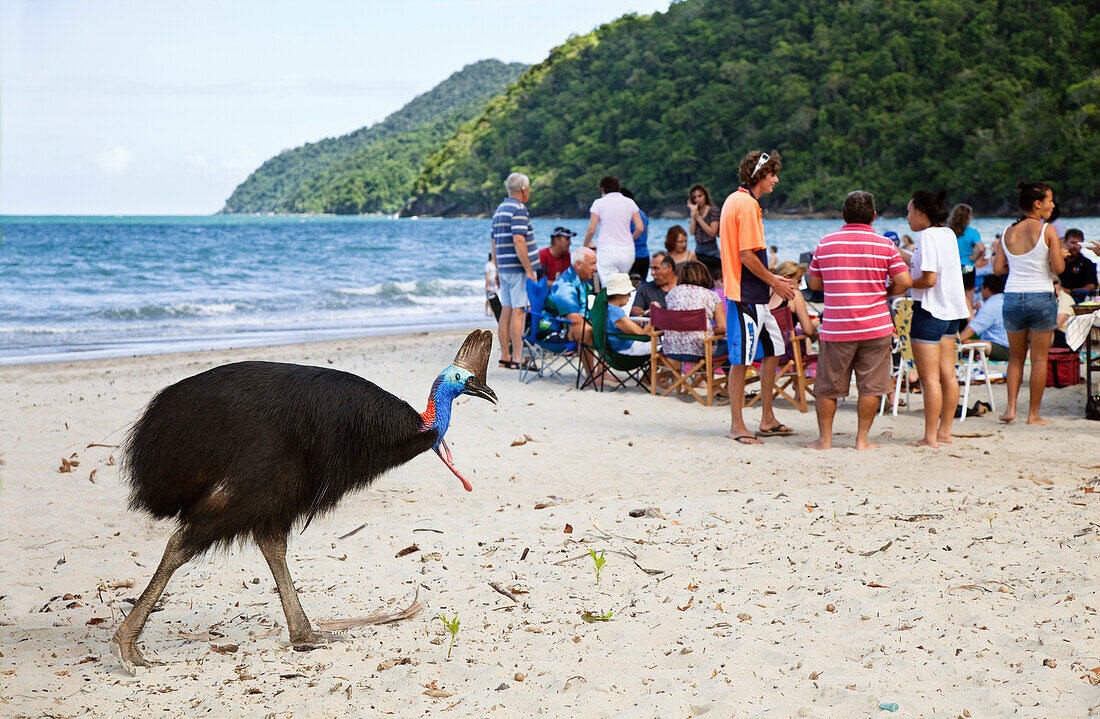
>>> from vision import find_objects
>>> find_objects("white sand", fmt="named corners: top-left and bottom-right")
top-left (2, 329), bottom-right (1098, 718)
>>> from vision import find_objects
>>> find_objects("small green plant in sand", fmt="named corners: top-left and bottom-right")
top-left (438, 613), bottom-right (460, 658)
top-left (588, 548), bottom-right (606, 584)
top-left (582, 610), bottom-right (613, 623)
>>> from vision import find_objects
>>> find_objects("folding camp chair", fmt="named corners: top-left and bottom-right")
top-left (745, 304), bottom-right (816, 412)
top-left (578, 289), bottom-right (651, 392)
top-left (880, 298), bottom-right (915, 416)
top-left (519, 277), bottom-right (580, 384)
top-left (648, 306), bottom-right (728, 406)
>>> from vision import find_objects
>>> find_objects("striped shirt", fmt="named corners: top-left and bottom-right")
top-left (808, 223), bottom-right (908, 341)
top-left (492, 197), bottom-right (539, 273)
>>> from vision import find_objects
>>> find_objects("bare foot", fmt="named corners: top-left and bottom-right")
top-left (291, 629), bottom-right (348, 651)
top-left (1026, 415), bottom-right (1053, 426)
top-left (111, 638), bottom-right (162, 676)
top-left (805, 439), bottom-right (832, 450)
top-left (908, 439), bottom-right (939, 449)
top-left (854, 441), bottom-right (879, 451)
top-left (998, 413), bottom-right (1015, 423)
top-left (937, 435), bottom-right (953, 444)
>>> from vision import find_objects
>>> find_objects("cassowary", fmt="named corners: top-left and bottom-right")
top-left (110, 330), bottom-right (496, 675)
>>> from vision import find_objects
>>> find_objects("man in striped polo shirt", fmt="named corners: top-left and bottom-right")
top-left (806, 191), bottom-right (912, 450)
top-left (491, 172), bottom-right (540, 369)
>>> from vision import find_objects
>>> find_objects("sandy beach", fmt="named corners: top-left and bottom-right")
top-left (2, 328), bottom-right (1098, 718)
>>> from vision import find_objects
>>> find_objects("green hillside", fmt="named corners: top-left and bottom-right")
top-left (407, 0), bottom-right (1099, 216)
top-left (222, 59), bottom-right (527, 214)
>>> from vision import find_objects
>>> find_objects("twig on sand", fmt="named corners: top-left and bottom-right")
top-left (85, 443), bottom-right (119, 449)
top-left (488, 581), bottom-right (519, 603)
top-left (633, 561), bottom-right (666, 576)
top-left (591, 518), bottom-right (648, 545)
top-left (316, 587), bottom-right (424, 630)
top-left (859, 539), bottom-right (894, 557)
top-left (890, 513), bottom-right (944, 522)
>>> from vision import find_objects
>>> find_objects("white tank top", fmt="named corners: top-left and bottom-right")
top-left (1003, 222), bottom-right (1055, 293)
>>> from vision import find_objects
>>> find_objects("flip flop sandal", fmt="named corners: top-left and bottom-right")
top-left (498, 359), bottom-right (513, 369)
top-left (732, 435), bottom-right (760, 445)
top-left (758, 424), bottom-right (794, 437)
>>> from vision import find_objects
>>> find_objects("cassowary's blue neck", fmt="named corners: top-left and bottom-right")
top-left (420, 372), bottom-right (459, 447)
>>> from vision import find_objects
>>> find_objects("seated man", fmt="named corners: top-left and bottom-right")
top-left (545, 246), bottom-right (599, 343)
top-left (538, 227), bottom-right (574, 283)
top-left (630, 251), bottom-right (677, 316)
top-left (1059, 229), bottom-right (1098, 301)
top-left (958, 274), bottom-right (1010, 361)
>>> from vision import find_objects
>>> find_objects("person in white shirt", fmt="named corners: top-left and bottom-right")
top-left (583, 175), bottom-right (643, 284)
top-left (906, 189), bottom-right (969, 449)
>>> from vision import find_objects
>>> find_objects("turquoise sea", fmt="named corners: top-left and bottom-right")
top-left (2, 214), bottom-right (1097, 365)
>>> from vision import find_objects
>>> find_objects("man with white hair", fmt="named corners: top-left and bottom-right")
top-left (491, 172), bottom-right (540, 369)
top-left (545, 246), bottom-right (599, 344)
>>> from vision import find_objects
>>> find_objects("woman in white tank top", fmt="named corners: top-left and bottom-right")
top-left (991, 181), bottom-right (1066, 425)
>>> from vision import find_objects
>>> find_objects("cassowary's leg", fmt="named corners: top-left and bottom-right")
top-left (255, 533), bottom-right (346, 649)
top-left (110, 529), bottom-right (195, 675)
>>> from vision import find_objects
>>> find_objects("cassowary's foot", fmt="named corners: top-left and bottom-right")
top-left (291, 629), bottom-right (348, 652)
top-left (110, 637), bottom-right (163, 676)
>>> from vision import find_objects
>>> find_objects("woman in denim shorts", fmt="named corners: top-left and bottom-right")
top-left (906, 190), bottom-right (970, 448)
top-left (991, 181), bottom-right (1066, 425)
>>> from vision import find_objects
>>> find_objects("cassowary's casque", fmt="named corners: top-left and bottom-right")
top-left (110, 330), bottom-right (496, 675)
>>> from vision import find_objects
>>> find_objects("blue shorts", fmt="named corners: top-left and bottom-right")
top-left (910, 302), bottom-right (963, 344)
top-left (1002, 291), bottom-right (1057, 333)
top-left (497, 271), bottom-right (528, 308)
top-left (726, 300), bottom-right (784, 365)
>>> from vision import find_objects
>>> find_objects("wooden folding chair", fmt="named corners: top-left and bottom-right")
top-left (648, 306), bottom-right (727, 406)
top-left (746, 305), bottom-right (816, 412)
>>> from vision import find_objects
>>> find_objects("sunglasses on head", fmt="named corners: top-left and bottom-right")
top-left (751, 152), bottom-right (770, 178)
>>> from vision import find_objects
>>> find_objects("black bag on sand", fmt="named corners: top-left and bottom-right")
top-left (1087, 394), bottom-right (1100, 421)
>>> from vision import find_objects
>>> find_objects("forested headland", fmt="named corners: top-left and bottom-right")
top-left (221, 59), bottom-right (528, 215)
top-left (407, 0), bottom-right (1099, 217)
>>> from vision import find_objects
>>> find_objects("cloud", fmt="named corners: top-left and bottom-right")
top-left (93, 144), bottom-right (133, 175)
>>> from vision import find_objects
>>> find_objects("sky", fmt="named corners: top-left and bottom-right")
top-left (1, 0), bottom-right (673, 215)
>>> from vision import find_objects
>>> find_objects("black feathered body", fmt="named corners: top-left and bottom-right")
top-left (124, 361), bottom-right (438, 553)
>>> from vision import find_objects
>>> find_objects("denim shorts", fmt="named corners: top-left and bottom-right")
top-left (497, 271), bottom-right (528, 308)
top-left (1002, 291), bottom-right (1057, 333)
top-left (910, 302), bottom-right (963, 344)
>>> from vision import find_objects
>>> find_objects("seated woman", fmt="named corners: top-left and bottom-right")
top-left (604, 273), bottom-right (652, 355)
top-left (769, 261), bottom-right (819, 340)
top-left (662, 261), bottom-right (727, 359)
top-left (665, 225), bottom-right (696, 267)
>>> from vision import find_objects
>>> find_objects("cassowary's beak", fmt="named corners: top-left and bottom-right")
top-left (434, 438), bottom-right (473, 492)
top-left (462, 376), bottom-right (497, 405)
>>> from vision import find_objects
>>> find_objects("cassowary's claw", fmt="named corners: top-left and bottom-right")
top-left (434, 439), bottom-right (473, 492)
top-left (110, 638), bottom-right (163, 676)
top-left (291, 630), bottom-right (349, 652)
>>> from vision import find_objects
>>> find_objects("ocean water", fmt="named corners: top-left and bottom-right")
top-left (2, 214), bottom-right (1097, 365)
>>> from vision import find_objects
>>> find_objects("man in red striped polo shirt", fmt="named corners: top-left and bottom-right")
top-left (806, 191), bottom-right (912, 450)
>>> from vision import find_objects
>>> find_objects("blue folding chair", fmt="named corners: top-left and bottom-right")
top-left (520, 278), bottom-right (580, 384)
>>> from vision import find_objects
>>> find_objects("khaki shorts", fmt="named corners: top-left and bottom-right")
top-left (813, 336), bottom-right (894, 399)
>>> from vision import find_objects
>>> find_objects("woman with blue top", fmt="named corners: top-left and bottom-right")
top-left (992, 180), bottom-right (1067, 425)
top-left (604, 273), bottom-right (652, 356)
top-left (949, 204), bottom-right (982, 313)
top-left (907, 190), bottom-right (970, 448)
